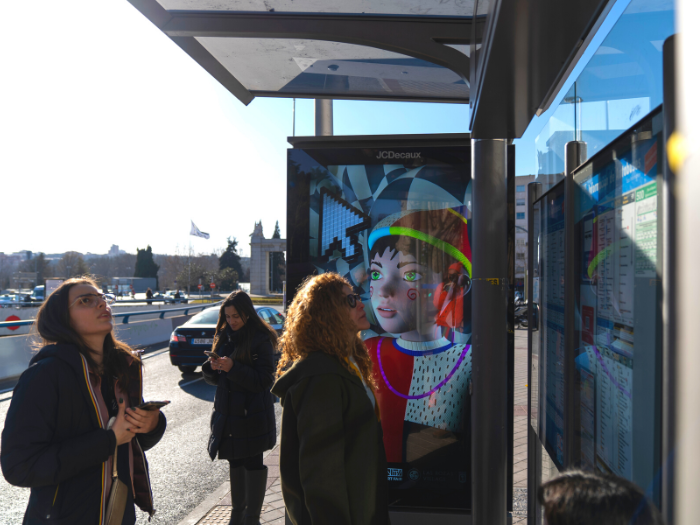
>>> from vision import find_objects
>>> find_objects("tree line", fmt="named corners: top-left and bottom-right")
top-left (5, 237), bottom-right (250, 292)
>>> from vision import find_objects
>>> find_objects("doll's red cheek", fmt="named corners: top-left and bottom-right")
top-left (407, 288), bottom-right (417, 301)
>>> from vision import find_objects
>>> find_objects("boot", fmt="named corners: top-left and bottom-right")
top-left (229, 465), bottom-right (246, 525)
top-left (243, 466), bottom-right (268, 525)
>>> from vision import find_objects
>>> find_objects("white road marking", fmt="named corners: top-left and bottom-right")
top-left (180, 376), bottom-right (204, 388)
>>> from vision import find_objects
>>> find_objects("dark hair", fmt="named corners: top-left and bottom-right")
top-left (212, 291), bottom-right (277, 364)
top-left (35, 276), bottom-right (140, 388)
top-left (538, 470), bottom-right (665, 525)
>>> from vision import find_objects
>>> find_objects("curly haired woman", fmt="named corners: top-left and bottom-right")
top-left (271, 273), bottom-right (390, 525)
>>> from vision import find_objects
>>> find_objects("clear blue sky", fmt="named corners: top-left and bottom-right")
top-left (1, 0), bottom-right (628, 257)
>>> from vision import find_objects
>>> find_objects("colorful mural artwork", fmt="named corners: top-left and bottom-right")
top-left (288, 144), bottom-right (473, 509)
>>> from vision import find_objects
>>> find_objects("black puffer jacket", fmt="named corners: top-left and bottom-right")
top-left (203, 329), bottom-right (276, 460)
top-left (1, 344), bottom-right (166, 525)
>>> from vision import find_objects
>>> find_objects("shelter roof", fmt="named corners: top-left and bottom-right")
top-left (127, 0), bottom-right (613, 138)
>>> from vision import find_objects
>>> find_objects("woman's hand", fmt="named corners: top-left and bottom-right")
top-left (212, 356), bottom-right (234, 373)
top-left (125, 406), bottom-right (161, 434)
top-left (112, 398), bottom-right (136, 445)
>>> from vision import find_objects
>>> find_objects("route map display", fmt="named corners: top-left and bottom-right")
top-left (287, 143), bottom-right (475, 510)
top-left (537, 182), bottom-right (566, 469)
top-left (573, 107), bottom-right (663, 489)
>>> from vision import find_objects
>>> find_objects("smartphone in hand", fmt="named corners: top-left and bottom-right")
top-left (135, 401), bottom-right (170, 411)
top-left (204, 350), bottom-right (220, 359)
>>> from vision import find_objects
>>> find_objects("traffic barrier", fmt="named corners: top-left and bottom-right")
top-left (0, 314), bottom-right (197, 383)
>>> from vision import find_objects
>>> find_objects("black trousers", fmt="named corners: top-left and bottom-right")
top-left (229, 453), bottom-right (264, 470)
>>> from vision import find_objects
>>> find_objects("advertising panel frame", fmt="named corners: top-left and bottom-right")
top-left (286, 133), bottom-right (512, 517)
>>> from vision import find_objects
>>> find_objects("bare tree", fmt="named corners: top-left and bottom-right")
top-left (55, 252), bottom-right (90, 278)
top-left (111, 253), bottom-right (137, 278)
top-left (89, 255), bottom-right (113, 282)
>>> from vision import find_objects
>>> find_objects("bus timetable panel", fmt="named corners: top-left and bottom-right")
top-left (572, 106), bottom-right (663, 501)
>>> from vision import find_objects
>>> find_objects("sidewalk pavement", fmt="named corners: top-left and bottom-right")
top-left (182, 329), bottom-right (529, 525)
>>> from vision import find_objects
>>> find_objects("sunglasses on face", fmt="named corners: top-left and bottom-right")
top-left (69, 293), bottom-right (116, 309)
top-left (346, 293), bottom-right (362, 309)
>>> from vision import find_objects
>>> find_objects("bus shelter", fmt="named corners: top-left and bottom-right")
top-left (125, 1), bottom-right (700, 524)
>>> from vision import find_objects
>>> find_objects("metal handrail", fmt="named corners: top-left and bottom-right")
top-left (0, 302), bottom-right (222, 329)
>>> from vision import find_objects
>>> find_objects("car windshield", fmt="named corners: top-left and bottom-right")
top-left (188, 308), bottom-right (220, 325)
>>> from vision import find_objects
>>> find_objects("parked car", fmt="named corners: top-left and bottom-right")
top-left (169, 305), bottom-right (285, 373)
top-left (164, 291), bottom-right (188, 304)
top-left (0, 294), bottom-right (18, 308)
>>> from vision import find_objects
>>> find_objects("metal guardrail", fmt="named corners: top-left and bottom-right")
top-left (0, 302), bottom-right (223, 329)
top-left (1, 298), bottom-right (221, 307)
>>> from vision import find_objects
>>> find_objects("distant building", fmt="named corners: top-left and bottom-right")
top-left (249, 222), bottom-right (285, 296)
top-left (514, 176), bottom-right (535, 290)
top-left (11, 272), bottom-right (38, 291)
top-left (108, 245), bottom-right (121, 257)
top-left (111, 277), bottom-right (156, 294)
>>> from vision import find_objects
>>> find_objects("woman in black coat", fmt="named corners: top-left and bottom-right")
top-left (1, 277), bottom-right (167, 524)
top-left (202, 291), bottom-right (277, 525)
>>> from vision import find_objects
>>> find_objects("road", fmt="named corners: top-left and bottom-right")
top-left (0, 343), bottom-right (283, 524)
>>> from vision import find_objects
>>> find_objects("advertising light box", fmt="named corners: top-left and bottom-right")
top-left (287, 138), bottom-right (472, 510)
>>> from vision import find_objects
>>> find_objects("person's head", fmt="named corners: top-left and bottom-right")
top-left (277, 273), bottom-right (373, 386)
top-left (538, 470), bottom-right (664, 525)
top-left (35, 276), bottom-right (139, 384)
top-left (368, 208), bottom-right (471, 337)
top-left (213, 291), bottom-right (277, 364)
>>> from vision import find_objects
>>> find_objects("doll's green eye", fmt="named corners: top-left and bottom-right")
top-left (370, 270), bottom-right (382, 281)
top-left (403, 272), bottom-right (421, 282)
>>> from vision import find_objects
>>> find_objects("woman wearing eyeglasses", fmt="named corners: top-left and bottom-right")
top-left (271, 273), bottom-right (389, 525)
top-left (1, 277), bottom-right (166, 524)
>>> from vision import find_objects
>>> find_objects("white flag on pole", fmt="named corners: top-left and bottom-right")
top-left (190, 220), bottom-right (210, 239)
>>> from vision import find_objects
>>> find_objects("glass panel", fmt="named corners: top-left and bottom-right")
top-left (534, 83), bottom-right (576, 189)
top-left (573, 107), bottom-right (663, 501)
top-left (159, 0), bottom-right (478, 17)
top-left (526, 0), bottom-right (674, 191)
top-left (537, 181), bottom-right (566, 469)
top-left (258, 308), bottom-right (272, 323)
top-left (196, 38), bottom-right (469, 101)
top-left (530, 199), bottom-right (541, 435)
top-left (188, 308), bottom-right (220, 325)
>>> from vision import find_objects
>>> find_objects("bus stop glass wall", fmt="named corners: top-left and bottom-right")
top-left (536, 182), bottom-right (566, 470)
top-left (572, 106), bottom-right (663, 502)
top-left (515, 0), bottom-right (675, 189)
top-left (530, 199), bottom-right (541, 436)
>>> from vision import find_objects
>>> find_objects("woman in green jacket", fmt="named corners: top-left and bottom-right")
top-left (272, 273), bottom-right (390, 525)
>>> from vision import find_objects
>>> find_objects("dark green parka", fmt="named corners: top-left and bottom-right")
top-left (271, 351), bottom-right (390, 525)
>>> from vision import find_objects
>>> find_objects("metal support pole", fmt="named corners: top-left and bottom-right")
top-left (661, 35), bottom-right (676, 525)
top-left (314, 99), bottom-right (333, 136)
top-left (563, 141), bottom-right (586, 467)
top-left (471, 139), bottom-right (508, 525)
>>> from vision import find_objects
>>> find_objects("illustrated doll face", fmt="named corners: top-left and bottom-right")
top-left (369, 244), bottom-right (441, 339)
